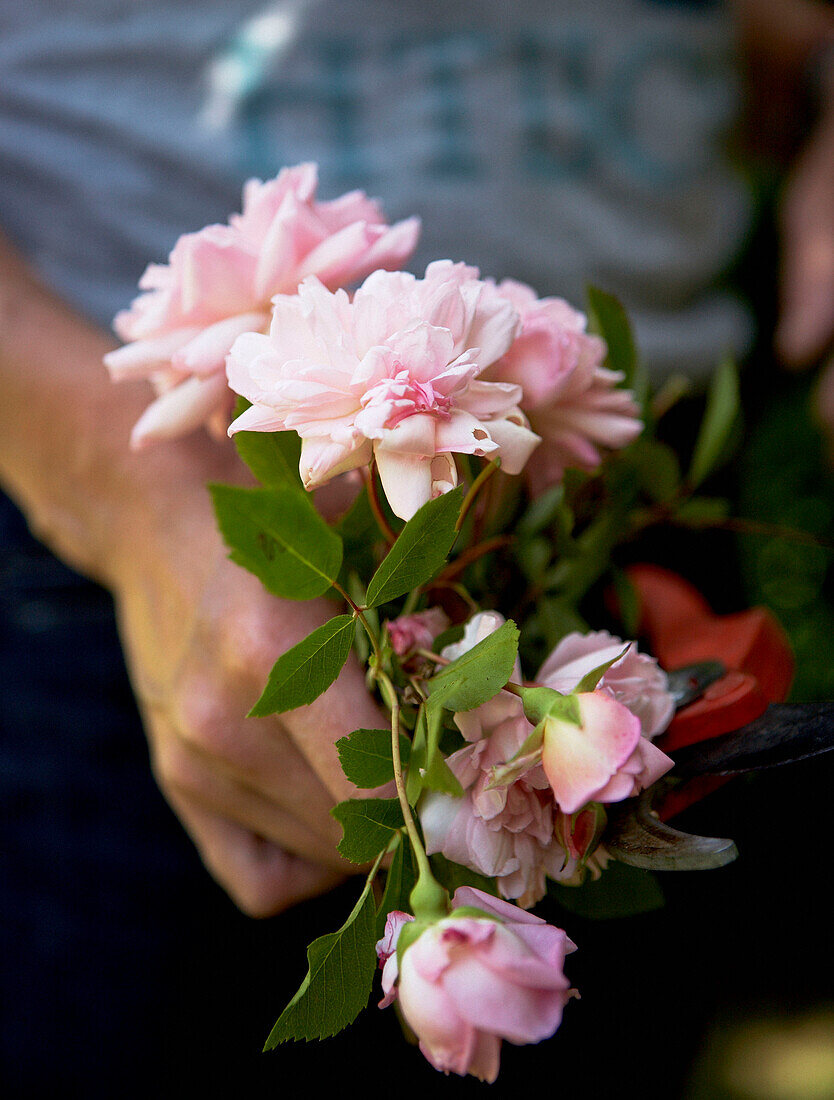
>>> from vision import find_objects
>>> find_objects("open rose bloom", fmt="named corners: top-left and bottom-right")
top-left (227, 261), bottom-right (542, 519)
top-left (105, 163), bottom-right (419, 448)
top-left (485, 282), bottom-right (643, 493)
top-left (225, 262), bottom-right (644, 518)
top-left (377, 888), bottom-right (576, 1082)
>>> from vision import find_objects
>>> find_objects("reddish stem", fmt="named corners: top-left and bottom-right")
top-left (435, 534), bottom-right (513, 584)
top-left (362, 465), bottom-right (397, 546)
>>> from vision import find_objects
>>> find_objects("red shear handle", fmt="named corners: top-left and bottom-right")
top-left (625, 565), bottom-right (795, 817)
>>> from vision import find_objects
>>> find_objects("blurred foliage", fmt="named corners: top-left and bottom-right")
top-left (738, 376), bottom-right (834, 701)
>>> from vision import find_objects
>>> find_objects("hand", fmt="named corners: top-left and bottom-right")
top-left (776, 105), bottom-right (834, 370)
top-left (0, 242), bottom-right (385, 918)
top-left (109, 443), bottom-right (385, 917)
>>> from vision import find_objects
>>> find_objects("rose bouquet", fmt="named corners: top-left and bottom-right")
top-left (106, 164), bottom-right (830, 1083)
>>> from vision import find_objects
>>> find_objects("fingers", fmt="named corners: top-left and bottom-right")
top-left (169, 680), bottom-right (343, 846)
top-left (776, 115), bottom-right (834, 368)
top-left (198, 572), bottom-right (389, 804)
top-left (146, 708), bottom-right (349, 871)
top-left (165, 794), bottom-right (344, 918)
top-left (280, 654), bottom-right (390, 803)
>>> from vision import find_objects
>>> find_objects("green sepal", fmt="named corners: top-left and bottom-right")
top-left (573, 802), bottom-right (608, 870)
top-left (396, 919), bottom-right (430, 969)
top-left (487, 721), bottom-right (544, 790)
top-left (517, 686), bottom-right (582, 727)
top-left (573, 644), bottom-right (631, 694)
top-left (517, 686), bottom-right (562, 726)
top-left (376, 833), bottom-right (418, 938)
top-left (449, 906), bottom-right (501, 922)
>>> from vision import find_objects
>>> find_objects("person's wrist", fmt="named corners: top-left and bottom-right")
top-left (88, 425), bottom-right (241, 593)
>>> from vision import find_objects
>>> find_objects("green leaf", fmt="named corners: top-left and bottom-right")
top-left (688, 356), bottom-right (740, 487)
top-left (234, 427), bottom-right (303, 492)
top-left (336, 727), bottom-right (410, 789)
top-left (673, 497), bottom-right (732, 525)
top-left (417, 704), bottom-right (463, 796)
top-left (264, 875), bottom-right (378, 1045)
top-left (611, 568), bottom-right (641, 638)
top-left (430, 853), bottom-right (499, 898)
top-left (426, 619), bottom-right (520, 712)
top-left (548, 860), bottom-right (665, 920)
top-left (516, 484), bottom-right (566, 538)
top-left (432, 623), bottom-right (465, 653)
top-left (332, 798), bottom-right (405, 864)
top-left (335, 488), bottom-right (379, 580)
top-left (249, 615), bottom-right (354, 716)
top-left (365, 488), bottom-right (462, 608)
top-left (586, 285), bottom-right (637, 386)
top-left (627, 438), bottom-right (681, 504)
top-left (210, 484), bottom-right (342, 600)
top-left (376, 834), bottom-right (418, 937)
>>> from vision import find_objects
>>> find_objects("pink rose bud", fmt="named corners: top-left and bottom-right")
top-left (386, 608), bottom-right (450, 657)
top-left (376, 888), bottom-right (576, 1082)
top-left (541, 691), bottom-right (651, 814)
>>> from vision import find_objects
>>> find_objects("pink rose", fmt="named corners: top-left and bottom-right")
top-left (420, 691), bottom-right (575, 908)
top-left (105, 163), bottom-right (420, 448)
top-left (484, 280), bottom-right (642, 491)
top-left (538, 691), bottom-right (671, 814)
top-left (376, 888), bottom-right (576, 1082)
top-left (227, 262), bottom-right (541, 519)
top-left (385, 608), bottom-right (450, 657)
top-left (538, 630), bottom-right (676, 738)
top-left (421, 615), bottom-right (673, 900)
top-left (423, 611), bottom-right (570, 907)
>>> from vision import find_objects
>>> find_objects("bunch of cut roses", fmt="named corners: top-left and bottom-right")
top-left (107, 163), bottom-right (808, 1083)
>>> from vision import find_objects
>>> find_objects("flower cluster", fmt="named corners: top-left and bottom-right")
top-left (107, 164), bottom-right (794, 1086)
top-left (107, 163), bottom-right (641, 515)
top-left (105, 163), bottom-right (419, 448)
top-left (419, 614), bottom-right (675, 907)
